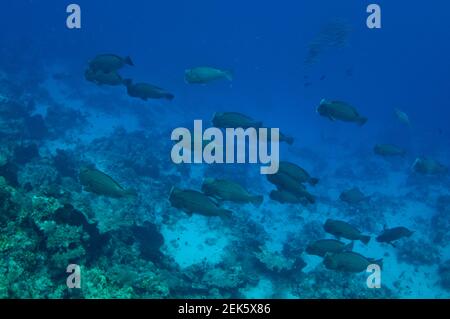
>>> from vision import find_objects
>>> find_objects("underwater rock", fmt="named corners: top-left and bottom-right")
top-left (52, 149), bottom-right (78, 179)
top-left (0, 176), bottom-right (20, 227)
top-left (194, 265), bottom-right (247, 293)
top-left (18, 160), bottom-right (59, 192)
top-left (432, 196), bottom-right (450, 245)
top-left (44, 104), bottom-right (88, 138)
top-left (24, 114), bottom-right (49, 140)
top-left (396, 239), bottom-right (441, 266)
top-left (283, 221), bottom-right (326, 257)
top-left (292, 268), bottom-right (395, 298)
top-left (254, 246), bottom-right (304, 274)
top-left (438, 260), bottom-right (450, 291)
top-left (13, 143), bottom-right (40, 165)
top-left (53, 204), bottom-right (111, 259)
top-left (130, 222), bottom-right (164, 262)
top-left (0, 162), bottom-right (19, 187)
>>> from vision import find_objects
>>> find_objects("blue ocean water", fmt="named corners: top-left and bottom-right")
top-left (0, 0), bottom-right (449, 298)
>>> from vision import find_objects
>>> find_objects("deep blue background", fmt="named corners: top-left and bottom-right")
top-left (1, 0), bottom-right (449, 157)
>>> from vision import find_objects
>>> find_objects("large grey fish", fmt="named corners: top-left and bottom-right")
top-left (394, 108), bottom-right (410, 126)
top-left (169, 187), bottom-right (232, 219)
top-left (212, 112), bottom-right (263, 129)
top-left (269, 189), bottom-right (308, 205)
top-left (85, 68), bottom-right (125, 86)
top-left (79, 167), bottom-right (137, 198)
top-left (412, 157), bottom-right (448, 175)
top-left (306, 239), bottom-right (353, 258)
top-left (317, 99), bottom-right (367, 126)
top-left (376, 226), bottom-right (414, 246)
top-left (374, 144), bottom-right (406, 157)
top-left (263, 129), bottom-right (294, 145)
top-left (201, 178), bottom-right (263, 207)
top-left (267, 173), bottom-right (315, 204)
top-left (324, 251), bottom-right (382, 273)
top-left (324, 219), bottom-right (370, 244)
top-left (124, 79), bottom-right (174, 101)
top-left (278, 161), bottom-right (319, 186)
top-left (185, 67), bottom-right (232, 84)
top-left (89, 54), bottom-right (134, 73)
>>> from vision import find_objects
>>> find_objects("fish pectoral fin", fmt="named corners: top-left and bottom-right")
top-left (328, 115), bottom-right (336, 121)
top-left (208, 196), bottom-right (222, 206)
top-left (389, 242), bottom-right (397, 248)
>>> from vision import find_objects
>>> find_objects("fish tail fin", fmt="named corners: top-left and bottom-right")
top-left (344, 241), bottom-right (354, 251)
top-left (309, 177), bottom-right (319, 186)
top-left (123, 78), bottom-right (133, 87)
top-left (223, 70), bottom-right (233, 81)
top-left (251, 195), bottom-right (264, 207)
top-left (211, 112), bottom-right (220, 125)
top-left (358, 117), bottom-right (368, 126)
top-left (360, 235), bottom-right (371, 245)
top-left (306, 193), bottom-right (316, 204)
top-left (284, 135), bottom-right (294, 145)
top-left (124, 188), bottom-right (138, 197)
top-left (218, 208), bottom-right (233, 220)
top-left (411, 158), bottom-right (420, 171)
top-left (125, 56), bottom-right (134, 66)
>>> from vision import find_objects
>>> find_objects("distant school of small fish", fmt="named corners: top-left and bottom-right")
top-left (80, 53), bottom-right (448, 274)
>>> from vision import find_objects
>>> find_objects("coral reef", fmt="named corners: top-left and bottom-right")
top-left (438, 260), bottom-right (450, 291)
top-left (396, 239), bottom-right (441, 266)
